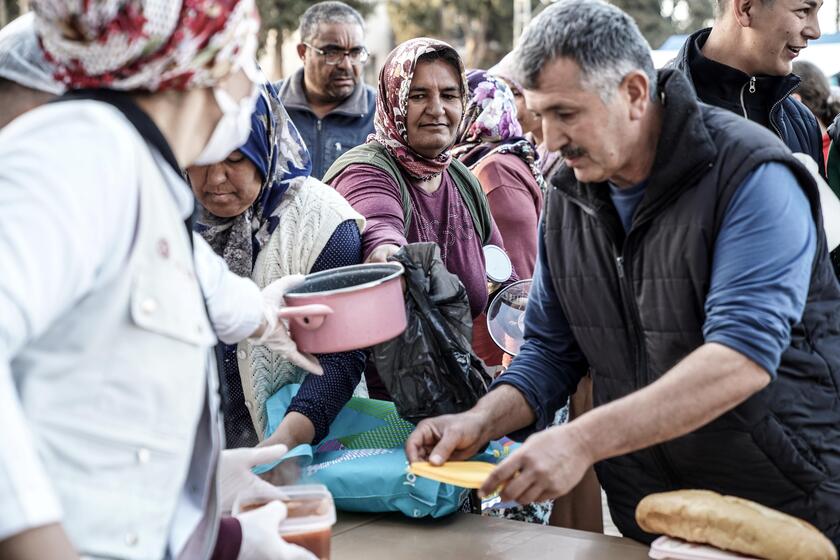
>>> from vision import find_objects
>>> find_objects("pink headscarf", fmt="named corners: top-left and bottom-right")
top-left (370, 38), bottom-right (468, 180)
top-left (32, 0), bottom-right (259, 92)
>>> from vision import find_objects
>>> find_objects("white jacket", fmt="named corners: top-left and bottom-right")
top-left (0, 101), bottom-right (262, 559)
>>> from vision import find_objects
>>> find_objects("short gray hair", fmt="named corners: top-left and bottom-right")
top-left (514, 0), bottom-right (657, 102)
top-left (299, 1), bottom-right (365, 44)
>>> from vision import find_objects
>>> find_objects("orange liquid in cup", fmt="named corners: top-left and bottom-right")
top-left (239, 497), bottom-right (333, 559)
top-left (282, 527), bottom-right (332, 560)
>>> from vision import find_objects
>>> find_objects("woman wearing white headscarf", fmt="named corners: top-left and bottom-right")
top-left (0, 1), bottom-right (317, 559)
top-left (0, 12), bottom-right (63, 128)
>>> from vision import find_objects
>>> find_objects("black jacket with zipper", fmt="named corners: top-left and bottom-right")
top-left (672, 28), bottom-right (824, 172)
top-left (545, 69), bottom-right (840, 544)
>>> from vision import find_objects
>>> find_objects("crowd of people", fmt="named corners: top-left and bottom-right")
top-left (1, 0), bottom-right (839, 558)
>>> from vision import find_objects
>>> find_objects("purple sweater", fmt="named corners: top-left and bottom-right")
top-left (333, 163), bottom-right (504, 318)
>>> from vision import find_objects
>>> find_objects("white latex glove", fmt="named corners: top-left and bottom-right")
top-left (236, 501), bottom-right (318, 560)
top-left (255, 275), bottom-right (323, 375)
top-left (219, 444), bottom-right (290, 513)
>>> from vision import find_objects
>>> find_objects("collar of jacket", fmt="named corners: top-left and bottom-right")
top-left (551, 69), bottom-right (717, 237)
top-left (673, 28), bottom-right (800, 124)
top-left (279, 67), bottom-right (371, 118)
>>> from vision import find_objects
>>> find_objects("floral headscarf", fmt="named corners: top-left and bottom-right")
top-left (32, 0), bottom-right (259, 91)
top-left (195, 81), bottom-right (313, 277)
top-left (370, 38), bottom-right (468, 180)
top-left (487, 51), bottom-right (525, 96)
top-left (452, 69), bottom-right (546, 193)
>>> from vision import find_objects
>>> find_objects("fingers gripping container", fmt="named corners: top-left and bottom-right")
top-left (233, 484), bottom-right (337, 559)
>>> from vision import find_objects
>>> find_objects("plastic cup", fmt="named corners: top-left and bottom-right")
top-left (232, 484), bottom-right (337, 560)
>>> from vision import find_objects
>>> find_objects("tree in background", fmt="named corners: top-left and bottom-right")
top-left (1, 0), bottom-right (28, 27)
top-left (387, 0), bottom-right (513, 69)
top-left (386, 0), bottom-right (715, 71)
top-left (612, 0), bottom-right (715, 48)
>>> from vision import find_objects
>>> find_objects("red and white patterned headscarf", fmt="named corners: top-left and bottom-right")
top-left (32, 0), bottom-right (259, 92)
top-left (370, 38), bottom-right (468, 180)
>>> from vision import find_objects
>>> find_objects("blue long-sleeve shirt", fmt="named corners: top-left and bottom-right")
top-left (495, 162), bottom-right (817, 436)
top-left (222, 220), bottom-right (364, 447)
top-left (286, 220), bottom-right (366, 443)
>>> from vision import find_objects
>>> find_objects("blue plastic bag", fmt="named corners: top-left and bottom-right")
top-left (259, 385), bottom-right (517, 518)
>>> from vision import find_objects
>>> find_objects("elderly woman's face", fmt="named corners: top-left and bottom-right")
top-left (187, 151), bottom-right (262, 218)
top-left (405, 59), bottom-right (463, 159)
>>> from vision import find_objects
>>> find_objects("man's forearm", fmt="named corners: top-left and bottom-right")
top-left (473, 385), bottom-right (537, 441)
top-left (572, 342), bottom-right (770, 464)
top-left (0, 524), bottom-right (78, 560)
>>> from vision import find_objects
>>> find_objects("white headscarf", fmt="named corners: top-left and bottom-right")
top-left (0, 13), bottom-right (64, 95)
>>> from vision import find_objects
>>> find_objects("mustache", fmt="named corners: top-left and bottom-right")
top-left (560, 146), bottom-right (587, 159)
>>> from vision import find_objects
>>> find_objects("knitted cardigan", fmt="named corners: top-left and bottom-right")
top-left (237, 177), bottom-right (365, 438)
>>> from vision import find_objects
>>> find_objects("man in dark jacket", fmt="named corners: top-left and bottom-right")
top-left (673, 0), bottom-right (823, 169)
top-left (406, 0), bottom-right (840, 546)
top-left (277, 1), bottom-right (375, 179)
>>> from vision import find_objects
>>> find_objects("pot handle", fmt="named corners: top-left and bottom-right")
top-left (278, 304), bottom-right (334, 330)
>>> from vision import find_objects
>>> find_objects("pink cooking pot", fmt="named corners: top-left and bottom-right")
top-left (279, 263), bottom-right (407, 354)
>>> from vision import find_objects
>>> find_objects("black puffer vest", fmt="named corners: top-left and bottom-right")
top-left (545, 70), bottom-right (840, 544)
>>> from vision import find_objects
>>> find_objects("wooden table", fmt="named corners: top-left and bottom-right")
top-left (331, 512), bottom-right (651, 559)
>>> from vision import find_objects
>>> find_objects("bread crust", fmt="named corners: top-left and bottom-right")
top-left (636, 490), bottom-right (837, 560)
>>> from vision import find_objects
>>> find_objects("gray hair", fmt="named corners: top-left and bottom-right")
top-left (299, 1), bottom-right (365, 44)
top-left (0, 12), bottom-right (64, 95)
top-left (514, 0), bottom-right (657, 102)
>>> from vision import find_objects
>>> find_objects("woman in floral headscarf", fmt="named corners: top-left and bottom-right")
top-left (188, 81), bottom-right (366, 453)
top-left (489, 52), bottom-right (563, 180)
top-left (453, 70), bottom-right (545, 280)
top-left (323, 38), bottom-right (508, 398)
top-left (451, 70), bottom-right (546, 370)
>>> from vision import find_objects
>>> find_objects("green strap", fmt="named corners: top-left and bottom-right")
top-left (323, 142), bottom-right (492, 244)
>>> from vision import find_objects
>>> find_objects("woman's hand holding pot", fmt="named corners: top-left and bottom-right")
top-left (253, 276), bottom-right (323, 375)
top-left (365, 243), bottom-right (401, 264)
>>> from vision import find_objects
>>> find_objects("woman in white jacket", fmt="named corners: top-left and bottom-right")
top-left (0, 1), bottom-right (316, 558)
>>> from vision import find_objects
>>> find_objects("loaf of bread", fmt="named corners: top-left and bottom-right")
top-left (636, 490), bottom-right (837, 560)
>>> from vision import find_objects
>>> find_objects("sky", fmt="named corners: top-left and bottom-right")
top-left (822, 0), bottom-right (839, 34)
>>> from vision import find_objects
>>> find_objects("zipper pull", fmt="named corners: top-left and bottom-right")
top-left (616, 256), bottom-right (625, 279)
top-left (749, 76), bottom-right (756, 94)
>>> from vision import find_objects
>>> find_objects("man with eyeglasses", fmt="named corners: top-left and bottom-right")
top-left (277, 1), bottom-right (375, 179)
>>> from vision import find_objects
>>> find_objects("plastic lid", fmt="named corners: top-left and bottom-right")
top-left (483, 245), bottom-right (513, 283)
top-left (486, 279), bottom-right (532, 355)
top-left (232, 484), bottom-right (336, 534)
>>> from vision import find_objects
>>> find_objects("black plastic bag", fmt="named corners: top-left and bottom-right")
top-left (371, 243), bottom-right (490, 424)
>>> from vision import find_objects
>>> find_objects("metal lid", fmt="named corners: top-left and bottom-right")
top-left (483, 244), bottom-right (513, 283)
top-left (486, 279), bottom-right (531, 355)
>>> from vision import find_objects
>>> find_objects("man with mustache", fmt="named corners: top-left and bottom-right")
top-left (406, 0), bottom-right (840, 546)
top-left (673, 0), bottom-right (824, 169)
top-left (277, 1), bottom-right (376, 179)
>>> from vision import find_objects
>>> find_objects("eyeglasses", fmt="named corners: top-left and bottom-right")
top-left (303, 43), bottom-right (369, 65)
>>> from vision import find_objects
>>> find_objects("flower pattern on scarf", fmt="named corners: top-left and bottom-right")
top-left (370, 38), bottom-right (468, 180)
top-left (32, 0), bottom-right (259, 91)
top-left (452, 70), bottom-right (547, 194)
top-left (195, 81), bottom-right (313, 277)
